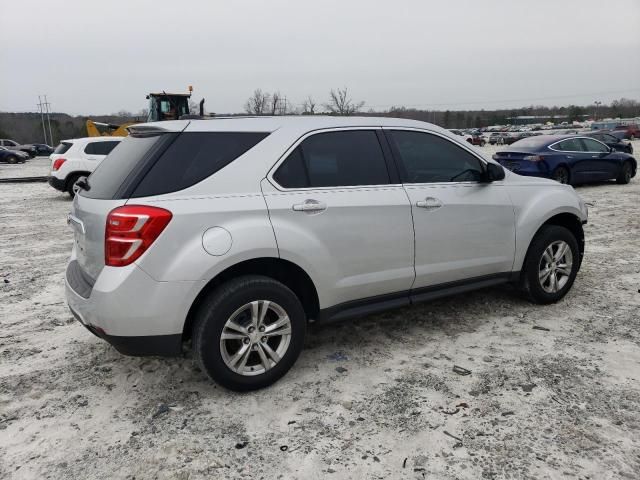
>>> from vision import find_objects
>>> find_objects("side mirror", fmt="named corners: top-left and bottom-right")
top-left (485, 162), bottom-right (505, 182)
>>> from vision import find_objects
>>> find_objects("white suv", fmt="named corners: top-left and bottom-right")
top-left (49, 136), bottom-right (123, 197)
top-left (65, 117), bottom-right (588, 390)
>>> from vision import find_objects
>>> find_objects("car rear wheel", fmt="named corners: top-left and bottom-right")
top-left (66, 174), bottom-right (83, 198)
top-left (552, 166), bottom-right (570, 185)
top-left (616, 161), bottom-right (633, 184)
top-left (520, 225), bottom-right (579, 304)
top-left (193, 275), bottom-right (306, 391)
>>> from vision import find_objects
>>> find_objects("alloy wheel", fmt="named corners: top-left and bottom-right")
top-left (538, 240), bottom-right (573, 293)
top-left (219, 300), bottom-right (292, 376)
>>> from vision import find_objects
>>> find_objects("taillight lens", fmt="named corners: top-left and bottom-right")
top-left (105, 205), bottom-right (172, 267)
top-left (523, 155), bottom-right (544, 162)
top-left (52, 158), bottom-right (66, 171)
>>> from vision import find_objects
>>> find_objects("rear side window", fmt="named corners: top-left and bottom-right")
top-left (54, 142), bottom-right (73, 154)
top-left (553, 139), bottom-right (585, 152)
top-left (84, 141), bottom-right (120, 155)
top-left (273, 130), bottom-right (390, 188)
top-left (131, 132), bottom-right (269, 197)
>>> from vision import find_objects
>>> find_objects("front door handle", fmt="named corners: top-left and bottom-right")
top-left (292, 199), bottom-right (327, 212)
top-left (416, 197), bottom-right (442, 210)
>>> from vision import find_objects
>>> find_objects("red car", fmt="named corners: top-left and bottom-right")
top-left (613, 124), bottom-right (640, 140)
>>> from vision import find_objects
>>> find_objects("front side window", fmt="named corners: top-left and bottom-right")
top-left (273, 130), bottom-right (390, 188)
top-left (388, 130), bottom-right (484, 183)
top-left (581, 138), bottom-right (609, 153)
top-left (553, 139), bottom-right (585, 152)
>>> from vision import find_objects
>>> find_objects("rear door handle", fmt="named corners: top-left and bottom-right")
top-left (292, 199), bottom-right (327, 212)
top-left (416, 197), bottom-right (442, 210)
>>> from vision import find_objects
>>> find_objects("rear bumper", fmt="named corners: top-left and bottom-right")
top-left (65, 256), bottom-right (202, 357)
top-left (48, 176), bottom-right (66, 191)
top-left (497, 160), bottom-right (551, 178)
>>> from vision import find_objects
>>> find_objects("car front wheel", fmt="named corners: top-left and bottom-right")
top-left (520, 225), bottom-right (580, 304)
top-left (616, 161), bottom-right (633, 184)
top-left (193, 275), bottom-right (306, 391)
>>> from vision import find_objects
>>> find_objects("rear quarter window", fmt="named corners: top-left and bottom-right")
top-left (84, 140), bottom-right (120, 155)
top-left (131, 132), bottom-right (269, 197)
top-left (54, 142), bottom-right (73, 154)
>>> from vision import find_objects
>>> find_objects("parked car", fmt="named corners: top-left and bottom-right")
top-left (32, 143), bottom-right (54, 156)
top-left (468, 133), bottom-right (486, 146)
top-left (493, 134), bottom-right (636, 185)
top-left (613, 124), bottom-right (640, 140)
top-left (0, 139), bottom-right (38, 158)
top-left (66, 117), bottom-right (588, 391)
top-left (49, 136), bottom-right (123, 197)
top-left (488, 132), bottom-right (505, 145)
top-left (0, 146), bottom-right (29, 163)
top-left (448, 129), bottom-right (474, 144)
top-left (584, 131), bottom-right (633, 154)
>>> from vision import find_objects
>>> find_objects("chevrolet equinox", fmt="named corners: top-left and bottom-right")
top-left (65, 117), bottom-right (588, 390)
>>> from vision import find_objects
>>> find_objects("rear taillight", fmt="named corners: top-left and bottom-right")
top-left (523, 155), bottom-right (544, 162)
top-left (105, 205), bottom-right (172, 267)
top-left (52, 158), bottom-right (66, 171)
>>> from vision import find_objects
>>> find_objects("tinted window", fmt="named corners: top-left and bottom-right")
top-left (54, 142), bottom-right (73, 154)
top-left (84, 140), bottom-right (120, 156)
top-left (554, 138), bottom-right (584, 152)
top-left (389, 130), bottom-right (484, 183)
top-left (82, 134), bottom-right (167, 199)
top-left (603, 134), bottom-right (618, 143)
top-left (132, 132), bottom-right (269, 197)
top-left (273, 130), bottom-right (389, 188)
top-left (581, 138), bottom-right (609, 153)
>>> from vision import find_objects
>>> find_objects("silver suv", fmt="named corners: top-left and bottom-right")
top-left (65, 117), bottom-right (588, 390)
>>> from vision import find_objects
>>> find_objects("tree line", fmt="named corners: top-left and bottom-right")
top-left (1, 95), bottom-right (638, 144)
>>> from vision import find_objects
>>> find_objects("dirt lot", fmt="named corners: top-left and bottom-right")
top-left (1, 147), bottom-right (639, 480)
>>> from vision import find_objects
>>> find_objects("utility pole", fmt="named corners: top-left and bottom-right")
top-left (44, 95), bottom-right (54, 145)
top-left (37, 96), bottom-right (48, 144)
top-left (594, 100), bottom-right (602, 121)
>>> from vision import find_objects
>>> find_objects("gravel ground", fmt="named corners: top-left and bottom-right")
top-left (1, 144), bottom-right (639, 479)
top-left (0, 157), bottom-right (50, 180)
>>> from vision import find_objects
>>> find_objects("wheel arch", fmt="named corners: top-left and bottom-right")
top-left (182, 257), bottom-right (320, 341)
top-left (64, 171), bottom-right (91, 190)
top-left (517, 212), bottom-right (585, 280)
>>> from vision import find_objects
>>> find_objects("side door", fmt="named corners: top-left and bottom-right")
top-left (579, 137), bottom-right (619, 180)
top-left (262, 128), bottom-right (415, 310)
top-left (549, 138), bottom-right (589, 183)
top-left (384, 129), bottom-right (515, 289)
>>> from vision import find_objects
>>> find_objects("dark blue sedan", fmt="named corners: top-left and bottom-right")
top-left (493, 135), bottom-right (637, 185)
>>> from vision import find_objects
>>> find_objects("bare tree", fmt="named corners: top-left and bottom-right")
top-left (302, 95), bottom-right (316, 115)
top-left (244, 89), bottom-right (270, 115)
top-left (269, 91), bottom-right (282, 115)
top-left (324, 88), bottom-right (365, 115)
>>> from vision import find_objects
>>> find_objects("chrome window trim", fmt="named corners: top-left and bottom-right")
top-left (548, 136), bottom-right (609, 154)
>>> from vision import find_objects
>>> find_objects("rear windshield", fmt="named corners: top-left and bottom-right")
top-left (54, 142), bottom-right (73, 154)
top-left (509, 137), bottom-right (549, 149)
top-left (81, 134), bottom-right (167, 199)
top-left (81, 131), bottom-right (269, 200)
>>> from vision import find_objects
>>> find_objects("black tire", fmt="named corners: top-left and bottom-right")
top-left (7, 155), bottom-right (18, 164)
top-left (66, 174), bottom-right (82, 198)
top-left (520, 225), bottom-right (580, 304)
top-left (552, 166), bottom-right (570, 185)
top-left (193, 275), bottom-right (307, 391)
top-left (616, 161), bottom-right (633, 184)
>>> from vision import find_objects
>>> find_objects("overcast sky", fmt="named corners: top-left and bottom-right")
top-left (1, 0), bottom-right (639, 115)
